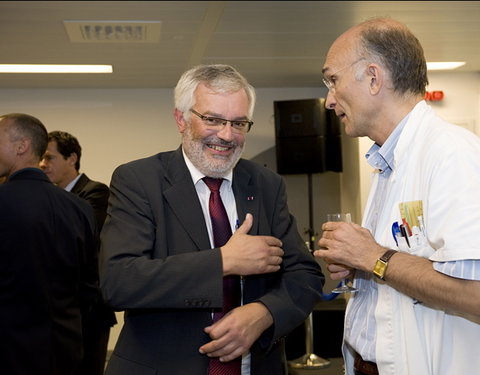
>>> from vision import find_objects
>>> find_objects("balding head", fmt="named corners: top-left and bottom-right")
top-left (0, 113), bottom-right (48, 178)
top-left (337, 17), bottom-right (428, 96)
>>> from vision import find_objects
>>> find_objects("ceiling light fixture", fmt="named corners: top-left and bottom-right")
top-left (64, 20), bottom-right (161, 43)
top-left (0, 64), bottom-right (113, 73)
top-left (426, 62), bottom-right (465, 71)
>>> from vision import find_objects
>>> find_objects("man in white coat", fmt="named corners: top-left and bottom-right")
top-left (315, 17), bottom-right (480, 375)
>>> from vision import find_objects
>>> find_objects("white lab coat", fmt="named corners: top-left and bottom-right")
top-left (343, 101), bottom-right (480, 375)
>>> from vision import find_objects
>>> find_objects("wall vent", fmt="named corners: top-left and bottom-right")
top-left (64, 20), bottom-right (161, 43)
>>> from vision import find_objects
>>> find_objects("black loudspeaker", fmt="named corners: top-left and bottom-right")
top-left (274, 98), bottom-right (342, 174)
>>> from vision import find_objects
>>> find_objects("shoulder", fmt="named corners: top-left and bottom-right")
top-left (115, 151), bottom-right (178, 174)
top-left (72, 174), bottom-right (109, 202)
top-left (419, 114), bottom-right (480, 158)
top-left (234, 159), bottom-right (284, 194)
top-left (77, 174), bottom-right (108, 190)
top-left (236, 158), bottom-right (282, 181)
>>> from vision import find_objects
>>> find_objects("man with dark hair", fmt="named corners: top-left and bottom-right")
top-left (0, 113), bottom-right (98, 375)
top-left (315, 18), bottom-right (480, 375)
top-left (40, 130), bottom-right (117, 375)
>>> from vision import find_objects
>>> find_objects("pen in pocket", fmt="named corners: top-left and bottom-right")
top-left (400, 224), bottom-right (410, 248)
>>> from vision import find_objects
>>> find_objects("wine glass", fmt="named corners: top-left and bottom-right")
top-left (326, 213), bottom-right (357, 293)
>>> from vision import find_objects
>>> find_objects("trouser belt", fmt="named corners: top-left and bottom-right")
top-left (354, 353), bottom-right (379, 375)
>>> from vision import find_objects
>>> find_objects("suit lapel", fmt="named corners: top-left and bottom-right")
top-left (232, 161), bottom-right (259, 234)
top-left (162, 149), bottom-right (211, 250)
top-left (70, 173), bottom-right (88, 194)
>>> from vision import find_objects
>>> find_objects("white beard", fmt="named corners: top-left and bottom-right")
top-left (182, 125), bottom-right (244, 178)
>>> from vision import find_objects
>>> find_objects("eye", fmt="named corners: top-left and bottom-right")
top-left (204, 117), bottom-right (223, 126)
top-left (231, 121), bottom-right (247, 129)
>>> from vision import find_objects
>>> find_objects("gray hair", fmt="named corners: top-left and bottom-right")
top-left (356, 18), bottom-right (428, 96)
top-left (174, 64), bottom-right (256, 121)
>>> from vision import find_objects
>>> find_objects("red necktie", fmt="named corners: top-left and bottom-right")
top-left (203, 177), bottom-right (241, 375)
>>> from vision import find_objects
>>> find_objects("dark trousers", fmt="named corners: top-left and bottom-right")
top-left (77, 326), bottom-right (111, 375)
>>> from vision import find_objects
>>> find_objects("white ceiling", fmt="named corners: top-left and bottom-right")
top-left (1, 1), bottom-right (479, 89)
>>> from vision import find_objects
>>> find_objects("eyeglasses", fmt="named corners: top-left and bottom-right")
top-left (189, 109), bottom-right (253, 133)
top-left (322, 58), bottom-right (366, 91)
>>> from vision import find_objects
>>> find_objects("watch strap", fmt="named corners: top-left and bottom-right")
top-left (380, 249), bottom-right (397, 263)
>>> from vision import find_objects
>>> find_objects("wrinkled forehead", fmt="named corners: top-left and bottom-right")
top-left (322, 28), bottom-right (360, 74)
top-left (0, 117), bottom-right (13, 134)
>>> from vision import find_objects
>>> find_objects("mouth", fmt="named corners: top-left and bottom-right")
top-left (207, 144), bottom-right (232, 152)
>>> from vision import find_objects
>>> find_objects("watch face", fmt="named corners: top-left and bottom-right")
top-left (373, 260), bottom-right (388, 279)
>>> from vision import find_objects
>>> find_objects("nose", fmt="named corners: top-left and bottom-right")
top-left (39, 159), bottom-right (46, 169)
top-left (216, 122), bottom-right (235, 141)
top-left (325, 90), bottom-right (336, 110)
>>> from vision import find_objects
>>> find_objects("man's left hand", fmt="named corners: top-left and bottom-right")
top-left (199, 302), bottom-right (273, 362)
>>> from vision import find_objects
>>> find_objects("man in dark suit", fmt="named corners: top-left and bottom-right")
top-left (0, 113), bottom-right (98, 375)
top-left (100, 64), bottom-right (325, 375)
top-left (40, 130), bottom-right (117, 375)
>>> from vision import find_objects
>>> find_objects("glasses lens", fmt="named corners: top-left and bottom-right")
top-left (322, 78), bottom-right (332, 90)
top-left (203, 117), bottom-right (224, 126)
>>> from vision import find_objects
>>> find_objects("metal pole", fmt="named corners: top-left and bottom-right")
top-left (288, 174), bottom-right (330, 370)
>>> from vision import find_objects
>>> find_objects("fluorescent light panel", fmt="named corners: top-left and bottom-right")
top-left (426, 61), bottom-right (465, 71)
top-left (0, 64), bottom-right (113, 73)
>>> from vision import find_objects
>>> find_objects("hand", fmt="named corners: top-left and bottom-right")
top-left (324, 263), bottom-right (354, 281)
top-left (314, 220), bottom-right (384, 273)
top-left (199, 302), bottom-right (273, 362)
top-left (221, 213), bottom-right (284, 276)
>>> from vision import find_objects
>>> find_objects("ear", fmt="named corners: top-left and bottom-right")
top-left (15, 137), bottom-right (30, 155)
top-left (366, 63), bottom-right (383, 96)
top-left (174, 108), bottom-right (187, 133)
top-left (68, 152), bottom-right (78, 167)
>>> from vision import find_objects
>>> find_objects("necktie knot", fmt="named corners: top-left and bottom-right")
top-left (203, 177), bottom-right (223, 192)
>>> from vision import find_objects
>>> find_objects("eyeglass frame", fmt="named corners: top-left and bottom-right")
top-left (322, 57), bottom-right (366, 91)
top-left (189, 108), bottom-right (253, 133)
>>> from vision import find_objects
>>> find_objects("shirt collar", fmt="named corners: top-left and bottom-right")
top-left (65, 173), bottom-right (82, 191)
top-left (365, 113), bottom-right (410, 174)
top-left (182, 148), bottom-right (233, 186)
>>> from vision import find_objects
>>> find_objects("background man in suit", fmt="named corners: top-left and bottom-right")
top-left (40, 130), bottom-right (117, 375)
top-left (100, 64), bottom-right (324, 375)
top-left (0, 113), bottom-right (98, 375)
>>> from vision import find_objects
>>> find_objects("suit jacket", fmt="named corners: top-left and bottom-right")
top-left (71, 173), bottom-right (109, 232)
top-left (71, 173), bottom-right (117, 328)
top-left (0, 168), bottom-right (98, 375)
top-left (100, 148), bottom-right (325, 375)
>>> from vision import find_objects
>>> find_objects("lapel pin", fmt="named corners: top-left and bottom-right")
top-left (247, 196), bottom-right (254, 201)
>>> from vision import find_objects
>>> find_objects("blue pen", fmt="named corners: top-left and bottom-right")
top-left (391, 221), bottom-right (400, 246)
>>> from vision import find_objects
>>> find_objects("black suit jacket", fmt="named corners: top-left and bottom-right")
top-left (71, 173), bottom-right (109, 232)
top-left (71, 173), bottom-right (117, 328)
top-left (0, 168), bottom-right (98, 375)
top-left (100, 148), bottom-right (324, 375)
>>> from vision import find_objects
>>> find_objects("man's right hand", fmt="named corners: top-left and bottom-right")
top-left (221, 213), bottom-right (284, 276)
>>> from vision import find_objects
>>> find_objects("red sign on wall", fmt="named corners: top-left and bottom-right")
top-left (424, 91), bottom-right (444, 101)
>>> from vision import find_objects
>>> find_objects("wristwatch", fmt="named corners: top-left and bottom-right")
top-left (373, 249), bottom-right (398, 280)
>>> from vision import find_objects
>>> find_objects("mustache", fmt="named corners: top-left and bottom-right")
top-left (203, 136), bottom-right (238, 148)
